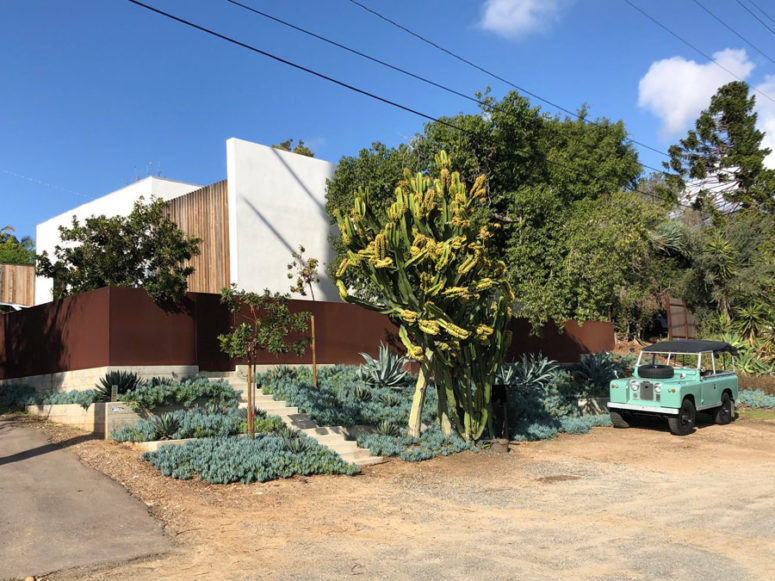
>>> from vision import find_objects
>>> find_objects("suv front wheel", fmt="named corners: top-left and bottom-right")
top-left (668, 398), bottom-right (696, 436)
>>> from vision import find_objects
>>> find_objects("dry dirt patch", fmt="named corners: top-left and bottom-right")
top-left (20, 415), bottom-right (775, 580)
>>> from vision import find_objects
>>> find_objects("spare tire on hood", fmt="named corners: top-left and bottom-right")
top-left (637, 364), bottom-right (675, 379)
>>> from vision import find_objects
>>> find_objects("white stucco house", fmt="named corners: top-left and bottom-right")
top-left (35, 138), bottom-right (338, 305)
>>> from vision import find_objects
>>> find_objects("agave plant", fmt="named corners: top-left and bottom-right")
top-left (573, 352), bottom-right (618, 390)
top-left (96, 370), bottom-right (144, 401)
top-left (375, 420), bottom-right (401, 436)
top-left (377, 391), bottom-right (402, 407)
top-left (501, 354), bottom-right (559, 390)
top-left (151, 413), bottom-right (181, 440)
top-left (357, 343), bottom-right (410, 389)
top-left (351, 385), bottom-right (373, 402)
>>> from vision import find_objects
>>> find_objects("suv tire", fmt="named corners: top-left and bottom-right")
top-left (637, 364), bottom-right (675, 379)
top-left (714, 392), bottom-right (733, 425)
top-left (610, 410), bottom-right (630, 428)
top-left (668, 398), bottom-right (696, 436)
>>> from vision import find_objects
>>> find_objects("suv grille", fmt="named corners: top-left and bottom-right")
top-left (633, 381), bottom-right (661, 402)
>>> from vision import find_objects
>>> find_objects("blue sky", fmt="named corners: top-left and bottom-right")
top-left (3, 0), bottom-right (775, 242)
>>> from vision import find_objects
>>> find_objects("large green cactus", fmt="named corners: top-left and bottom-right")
top-left (334, 151), bottom-right (512, 440)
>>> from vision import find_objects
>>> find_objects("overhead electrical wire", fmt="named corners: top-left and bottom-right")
top-left (735, 0), bottom-right (775, 36)
top-left (691, 0), bottom-right (775, 65)
top-left (225, 0), bottom-right (666, 176)
top-left (622, 0), bottom-right (775, 105)
top-left (124, 0), bottom-right (689, 208)
top-left (224, 0), bottom-right (479, 106)
top-left (344, 0), bottom-right (672, 161)
top-left (748, 0), bottom-right (775, 26)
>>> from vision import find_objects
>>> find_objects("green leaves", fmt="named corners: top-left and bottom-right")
top-left (666, 81), bottom-right (775, 213)
top-left (35, 197), bottom-right (200, 304)
top-left (218, 285), bottom-right (311, 362)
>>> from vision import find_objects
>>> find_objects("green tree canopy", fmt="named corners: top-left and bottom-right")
top-left (0, 226), bottom-right (35, 266)
top-left (36, 198), bottom-right (201, 304)
top-left (666, 81), bottom-right (775, 213)
top-left (271, 138), bottom-right (315, 157)
top-left (326, 90), bottom-right (646, 329)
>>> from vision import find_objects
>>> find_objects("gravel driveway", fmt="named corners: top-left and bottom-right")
top-left (11, 413), bottom-right (775, 580)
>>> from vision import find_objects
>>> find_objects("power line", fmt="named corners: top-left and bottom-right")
top-left (227, 0), bottom-right (670, 176)
top-left (124, 0), bottom-right (464, 134)
top-left (344, 0), bottom-right (672, 161)
top-left (622, 0), bottom-right (775, 105)
top-left (691, 0), bottom-right (775, 65)
top-left (749, 0), bottom-right (775, 26)
top-left (1, 168), bottom-right (90, 200)
top-left (125, 0), bottom-right (685, 208)
top-left (224, 0), bottom-right (479, 106)
top-left (735, 0), bottom-right (775, 37)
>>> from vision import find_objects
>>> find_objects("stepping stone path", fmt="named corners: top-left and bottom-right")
top-left (201, 370), bottom-right (384, 467)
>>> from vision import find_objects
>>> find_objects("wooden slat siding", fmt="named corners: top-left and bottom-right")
top-left (0, 264), bottom-right (35, 306)
top-left (163, 180), bottom-right (230, 294)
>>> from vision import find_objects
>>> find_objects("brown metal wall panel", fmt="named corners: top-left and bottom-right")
top-left (507, 319), bottom-right (615, 362)
top-left (163, 181), bottom-right (230, 295)
top-left (0, 286), bottom-right (616, 380)
top-left (0, 287), bottom-right (110, 379)
top-left (107, 287), bottom-right (198, 366)
top-left (0, 264), bottom-right (35, 306)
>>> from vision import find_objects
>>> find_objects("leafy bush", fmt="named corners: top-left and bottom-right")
top-left (0, 384), bottom-right (38, 409)
top-left (120, 377), bottom-right (241, 412)
top-left (738, 389), bottom-right (775, 409)
top-left (357, 343), bottom-right (411, 388)
top-left (111, 407), bottom-right (285, 443)
top-left (96, 370), bottom-right (144, 400)
top-left (141, 435), bottom-right (359, 484)
top-left (258, 365), bottom-right (434, 429)
top-left (40, 389), bottom-right (100, 409)
top-left (356, 426), bottom-right (477, 461)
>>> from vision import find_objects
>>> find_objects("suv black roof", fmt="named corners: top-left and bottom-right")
top-left (642, 340), bottom-right (738, 356)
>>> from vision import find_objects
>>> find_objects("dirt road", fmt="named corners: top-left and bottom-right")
top-left (19, 414), bottom-right (775, 580)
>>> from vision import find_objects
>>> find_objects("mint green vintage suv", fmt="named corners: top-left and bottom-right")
top-left (607, 340), bottom-right (738, 436)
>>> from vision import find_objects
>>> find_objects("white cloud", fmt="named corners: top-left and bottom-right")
top-left (637, 49), bottom-right (755, 138)
top-left (478, 0), bottom-right (571, 39)
top-left (754, 75), bottom-right (775, 169)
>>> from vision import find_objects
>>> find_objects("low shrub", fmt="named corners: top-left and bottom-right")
top-left (356, 426), bottom-right (477, 461)
top-left (111, 407), bottom-right (284, 442)
top-left (141, 435), bottom-right (359, 483)
top-left (738, 388), bottom-right (775, 409)
top-left (0, 384), bottom-right (38, 409)
top-left (40, 389), bottom-right (100, 409)
top-left (120, 377), bottom-right (241, 412)
top-left (257, 365), bottom-right (435, 429)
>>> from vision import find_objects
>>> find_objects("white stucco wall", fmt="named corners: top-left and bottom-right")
top-left (35, 177), bottom-right (201, 304)
top-left (226, 138), bottom-right (338, 301)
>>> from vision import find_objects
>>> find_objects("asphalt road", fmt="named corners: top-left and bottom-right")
top-left (0, 418), bottom-right (170, 580)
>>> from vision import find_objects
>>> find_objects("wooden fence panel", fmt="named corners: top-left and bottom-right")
top-left (0, 264), bottom-right (35, 305)
top-left (163, 180), bottom-right (230, 294)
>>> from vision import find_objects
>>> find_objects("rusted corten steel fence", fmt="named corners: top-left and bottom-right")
top-left (0, 287), bottom-right (614, 380)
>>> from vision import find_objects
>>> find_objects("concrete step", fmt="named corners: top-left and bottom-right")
top-left (340, 449), bottom-right (386, 467)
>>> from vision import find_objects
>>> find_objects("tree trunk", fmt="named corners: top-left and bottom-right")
top-left (407, 365), bottom-right (427, 438)
top-left (247, 361), bottom-right (255, 439)
top-left (311, 314), bottom-right (318, 388)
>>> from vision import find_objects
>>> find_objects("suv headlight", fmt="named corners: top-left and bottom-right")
top-left (654, 383), bottom-right (662, 394)
top-left (631, 381), bottom-right (640, 391)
